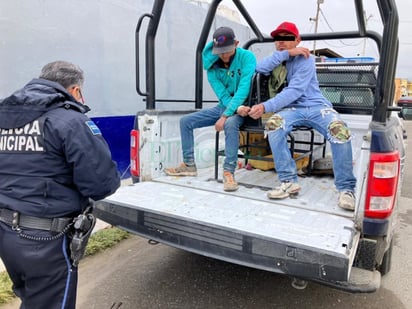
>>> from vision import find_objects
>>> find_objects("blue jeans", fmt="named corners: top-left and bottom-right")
top-left (267, 105), bottom-right (356, 192)
top-left (180, 105), bottom-right (244, 174)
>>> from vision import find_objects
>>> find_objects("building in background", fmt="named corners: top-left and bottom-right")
top-left (187, 0), bottom-right (241, 23)
top-left (395, 78), bottom-right (412, 103)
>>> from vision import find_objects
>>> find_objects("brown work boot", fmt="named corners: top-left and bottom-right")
top-left (164, 163), bottom-right (197, 176)
top-left (223, 171), bottom-right (238, 192)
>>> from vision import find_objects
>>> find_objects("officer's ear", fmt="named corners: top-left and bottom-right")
top-left (68, 85), bottom-right (84, 104)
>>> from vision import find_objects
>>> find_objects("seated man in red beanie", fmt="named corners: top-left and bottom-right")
top-left (248, 21), bottom-right (357, 211)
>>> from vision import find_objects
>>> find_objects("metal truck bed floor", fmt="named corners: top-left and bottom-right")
top-left (158, 165), bottom-right (355, 218)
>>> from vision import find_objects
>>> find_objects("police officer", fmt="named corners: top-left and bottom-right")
top-left (0, 61), bottom-right (121, 309)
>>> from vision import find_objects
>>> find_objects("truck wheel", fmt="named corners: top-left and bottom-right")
top-left (378, 240), bottom-right (393, 276)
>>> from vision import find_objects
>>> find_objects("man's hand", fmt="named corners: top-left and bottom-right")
top-left (237, 106), bottom-right (250, 117)
top-left (215, 116), bottom-right (227, 132)
top-left (288, 47), bottom-right (310, 58)
top-left (248, 104), bottom-right (265, 120)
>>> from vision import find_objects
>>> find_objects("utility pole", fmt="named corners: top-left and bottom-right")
top-left (309, 0), bottom-right (324, 56)
top-left (361, 11), bottom-right (373, 56)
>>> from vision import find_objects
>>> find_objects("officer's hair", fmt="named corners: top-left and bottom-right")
top-left (39, 61), bottom-right (84, 90)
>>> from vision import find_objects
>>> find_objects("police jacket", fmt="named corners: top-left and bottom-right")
top-left (0, 78), bottom-right (121, 218)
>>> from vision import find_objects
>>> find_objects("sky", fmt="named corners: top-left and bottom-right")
top-left (222, 0), bottom-right (412, 80)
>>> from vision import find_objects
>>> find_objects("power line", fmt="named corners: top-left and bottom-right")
top-left (319, 8), bottom-right (334, 32)
top-left (309, 0), bottom-right (324, 54)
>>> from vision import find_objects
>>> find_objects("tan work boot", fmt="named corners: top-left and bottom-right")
top-left (267, 181), bottom-right (301, 199)
top-left (164, 163), bottom-right (197, 176)
top-left (223, 171), bottom-right (238, 192)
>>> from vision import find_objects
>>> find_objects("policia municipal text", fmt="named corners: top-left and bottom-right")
top-left (0, 61), bottom-right (121, 309)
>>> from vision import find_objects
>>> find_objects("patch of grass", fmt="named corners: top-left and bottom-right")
top-left (0, 226), bottom-right (129, 305)
top-left (0, 273), bottom-right (14, 305)
top-left (85, 226), bottom-right (130, 256)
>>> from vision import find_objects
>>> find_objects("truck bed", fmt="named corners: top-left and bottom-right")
top-left (94, 114), bottom-right (380, 291)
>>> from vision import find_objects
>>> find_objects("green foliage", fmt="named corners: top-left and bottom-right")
top-left (0, 226), bottom-right (129, 305)
top-left (85, 226), bottom-right (130, 256)
top-left (0, 272), bottom-right (14, 305)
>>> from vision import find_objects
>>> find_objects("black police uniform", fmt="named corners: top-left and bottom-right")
top-left (0, 78), bottom-right (121, 309)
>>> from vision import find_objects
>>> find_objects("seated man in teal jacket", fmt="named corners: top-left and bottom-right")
top-left (165, 26), bottom-right (256, 191)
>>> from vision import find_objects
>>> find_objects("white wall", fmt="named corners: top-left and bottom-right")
top-left (0, 0), bottom-right (270, 117)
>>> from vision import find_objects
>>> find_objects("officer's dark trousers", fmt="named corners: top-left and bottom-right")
top-left (0, 222), bottom-right (77, 309)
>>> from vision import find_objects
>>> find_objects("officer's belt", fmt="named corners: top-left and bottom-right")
top-left (0, 208), bottom-right (73, 232)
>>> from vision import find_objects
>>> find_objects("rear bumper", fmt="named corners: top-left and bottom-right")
top-left (313, 267), bottom-right (380, 293)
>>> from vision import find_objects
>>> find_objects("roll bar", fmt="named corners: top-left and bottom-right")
top-left (137, 0), bottom-right (398, 123)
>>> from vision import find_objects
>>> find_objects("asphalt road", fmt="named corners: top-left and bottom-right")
top-left (2, 121), bottom-right (412, 309)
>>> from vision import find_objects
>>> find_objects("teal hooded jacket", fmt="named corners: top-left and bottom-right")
top-left (202, 41), bottom-right (256, 117)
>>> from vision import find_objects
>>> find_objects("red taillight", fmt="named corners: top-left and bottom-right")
top-left (130, 129), bottom-right (140, 177)
top-left (365, 151), bottom-right (400, 219)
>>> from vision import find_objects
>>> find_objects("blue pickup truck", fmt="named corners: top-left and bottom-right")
top-left (94, 0), bottom-right (406, 293)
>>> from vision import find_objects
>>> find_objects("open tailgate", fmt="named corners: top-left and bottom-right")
top-left (94, 180), bottom-right (360, 284)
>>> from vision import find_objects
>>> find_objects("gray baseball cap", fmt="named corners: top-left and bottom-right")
top-left (212, 27), bottom-right (236, 54)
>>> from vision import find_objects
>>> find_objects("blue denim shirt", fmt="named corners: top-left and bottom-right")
top-left (256, 50), bottom-right (332, 113)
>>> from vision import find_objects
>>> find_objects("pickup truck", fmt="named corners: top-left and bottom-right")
top-left (398, 96), bottom-right (412, 120)
top-left (94, 0), bottom-right (406, 293)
